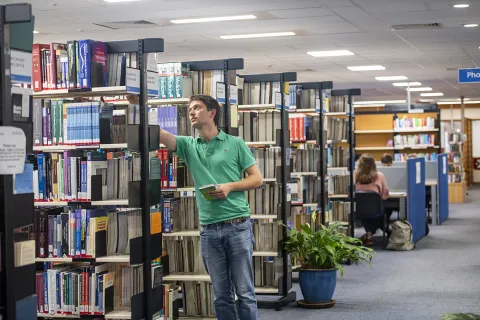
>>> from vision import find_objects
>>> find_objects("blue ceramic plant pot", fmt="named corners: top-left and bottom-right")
top-left (299, 269), bottom-right (337, 303)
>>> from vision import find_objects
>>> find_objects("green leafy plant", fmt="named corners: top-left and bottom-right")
top-left (284, 212), bottom-right (375, 276)
top-left (441, 314), bottom-right (480, 320)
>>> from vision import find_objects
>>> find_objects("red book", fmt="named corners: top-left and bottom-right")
top-left (32, 44), bottom-right (49, 91)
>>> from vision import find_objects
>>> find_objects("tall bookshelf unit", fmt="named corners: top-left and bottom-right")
top-left (30, 38), bottom-right (165, 320)
top-left (160, 58), bottom-right (247, 318)
top-left (446, 130), bottom-right (466, 203)
top-left (355, 103), bottom-right (440, 161)
top-left (325, 89), bottom-right (361, 237)
top-left (0, 3), bottom-right (37, 319)
top-left (238, 72), bottom-right (298, 310)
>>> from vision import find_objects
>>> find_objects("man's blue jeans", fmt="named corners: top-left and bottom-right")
top-left (200, 217), bottom-right (258, 320)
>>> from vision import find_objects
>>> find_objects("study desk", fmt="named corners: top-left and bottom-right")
top-left (389, 191), bottom-right (407, 219)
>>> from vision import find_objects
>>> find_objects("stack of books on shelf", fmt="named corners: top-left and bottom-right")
top-left (163, 197), bottom-right (199, 233)
top-left (157, 62), bottom-right (193, 99)
top-left (328, 201), bottom-right (351, 223)
top-left (253, 257), bottom-right (282, 288)
top-left (164, 237), bottom-right (205, 274)
top-left (288, 177), bottom-right (320, 204)
top-left (33, 151), bottom-right (141, 202)
top-left (327, 95), bottom-right (349, 112)
top-left (238, 111), bottom-right (281, 142)
top-left (247, 183), bottom-right (280, 216)
top-left (447, 132), bottom-right (464, 183)
top-left (394, 116), bottom-right (435, 130)
top-left (394, 153), bottom-right (438, 161)
top-left (242, 81), bottom-right (281, 105)
top-left (326, 118), bottom-right (348, 141)
top-left (249, 147), bottom-right (282, 179)
top-left (327, 175), bottom-right (349, 195)
top-left (291, 146), bottom-right (319, 173)
top-left (328, 147), bottom-right (349, 168)
top-left (394, 134), bottom-right (435, 148)
top-left (33, 41), bottom-right (140, 91)
top-left (181, 282), bottom-right (215, 317)
top-left (289, 114), bottom-right (320, 142)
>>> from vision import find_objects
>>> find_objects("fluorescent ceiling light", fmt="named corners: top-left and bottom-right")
top-left (171, 15), bottom-right (256, 24)
top-left (392, 82), bottom-right (421, 87)
top-left (453, 4), bottom-right (470, 8)
top-left (464, 23), bottom-right (478, 27)
top-left (221, 31), bottom-right (295, 40)
top-left (406, 87), bottom-right (432, 92)
top-left (437, 100), bottom-right (480, 104)
top-left (307, 50), bottom-right (354, 57)
top-left (354, 100), bottom-right (406, 105)
top-left (347, 65), bottom-right (385, 71)
top-left (375, 76), bottom-right (408, 81)
top-left (104, 0), bottom-right (140, 2)
top-left (420, 92), bottom-right (444, 97)
top-left (33, 30), bottom-right (39, 34)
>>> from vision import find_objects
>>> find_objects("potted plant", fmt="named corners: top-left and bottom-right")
top-left (284, 213), bottom-right (374, 305)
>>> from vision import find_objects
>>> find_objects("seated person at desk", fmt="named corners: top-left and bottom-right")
top-left (355, 154), bottom-right (390, 246)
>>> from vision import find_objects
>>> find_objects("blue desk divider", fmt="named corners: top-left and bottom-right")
top-left (407, 158), bottom-right (426, 243)
top-left (437, 154), bottom-right (449, 224)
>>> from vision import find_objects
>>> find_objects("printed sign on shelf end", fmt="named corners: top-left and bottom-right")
top-left (0, 126), bottom-right (27, 175)
top-left (275, 92), bottom-right (282, 110)
top-left (216, 82), bottom-right (226, 104)
top-left (126, 68), bottom-right (141, 95)
top-left (147, 71), bottom-right (160, 97)
top-left (11, 50), bottom-right (32, 85)
top-left (229, 85), bottom-right (238, 105)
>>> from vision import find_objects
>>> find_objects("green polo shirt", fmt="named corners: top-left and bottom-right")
top-left (175, 130), bottom-right (256, 225)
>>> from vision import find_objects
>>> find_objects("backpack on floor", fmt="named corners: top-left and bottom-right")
top-left (386, 220), bottom-right (415, 251)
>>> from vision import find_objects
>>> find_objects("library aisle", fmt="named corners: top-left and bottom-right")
top-left (260, 187), bottom-right (480, 320)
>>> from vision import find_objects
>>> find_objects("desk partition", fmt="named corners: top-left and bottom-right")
top-left (377, 167), bottom-right (407, 191)
top-left (437, 154), bottom-right (449, 224)
top-left (407, 158), bottom-right (426, 243)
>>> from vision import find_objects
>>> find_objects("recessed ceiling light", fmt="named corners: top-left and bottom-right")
top-left (420, 92), bottom-right (444, 97)
top-left (103, 0), bottom-right (140, 2)
top-left (392, 82), bottom-right (422, 86)
top-left (464, 23), bottom-right (478, 27)
top-left (171, 15), bottom-right (256, 24)
top-left (453, 4), bottom-right (470, 8)
top-left (406, 87), bottom-right (432, 92)
top-left (220, 31), bottom-right (295, 40)
top-left (347, 65), bottom-right (385, 71)
top-left (33, 30), bottom-right (39, 34)
top-left (307, 50), bottom-right (354, 57)
top-left (375, 76), bottom-right (408, 81)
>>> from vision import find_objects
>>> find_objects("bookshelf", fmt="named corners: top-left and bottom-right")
top-left (238, 72), bottom-right (298, 310)
top-left (446, 131), bottom-right (466, 203)
top-left (28, 37), bottom-right (165, 320)
top-left (0, 4), bottom-right (37, 319)
top-left (355, 103), bottom-right (440, 161)
top-left (327, 89), bottom-right (361, 237)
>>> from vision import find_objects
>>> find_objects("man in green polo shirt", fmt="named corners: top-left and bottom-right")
top-left (160, 94), bottom-right (263, 320)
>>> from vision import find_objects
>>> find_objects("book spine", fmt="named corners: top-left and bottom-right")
top-left (42, 106), bottom-right (48, 146)
top-left (78, 40), bottom-right (92, 89)
top-left (58, 100), bottom-right (64, 145)
top-left (49, 43), bottom-right (57, 89)
top-left (67, 41), bottom-right (77, 89)
top-left (37, 154), bottom-right (45, 200)
top-left (75, 209), bottom-right (81, 257)
top-left (32, 44), bottom-right (44, 91)
top-left (33, 99), bottom-right (43, 146)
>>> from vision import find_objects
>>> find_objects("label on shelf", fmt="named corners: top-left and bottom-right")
top-left (275, 92), bottom-right (282, 110)
top-left (284, 94), bottom-right (290, 110)
top-left (230, 85), bottom-right (238, 104)
top-left (10, 50), bottom-right (32, 84)
top-left (416, 162), bottom-right (421, 184)
top-left (147, 71), bottom-right (159, 97)
top-left (0, 126), bottom-right (26, 175)
top-left (216, 82), bottom-right (226, 103)
top-left (126, 67), bottom-right (140, 94)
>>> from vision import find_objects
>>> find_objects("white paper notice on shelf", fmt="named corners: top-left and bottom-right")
top-left (126, 68), bottom-right (140, 94)
top-left (0, 127), bottom-right (26, 175)
top-left (10, 50), bottom-right (32, 84)
top-left (443, 157), bottom-right (447, 174)
top-left (216, 82), bottom-right (226, 103)
top-left (275, 92), bottom-right (282, 110)
top-left (147, 71), bottom-right (159, 97)
top-left (416, 162), bottom-right (421, 184)
top-left (229, 85), bottom-right (238, 104)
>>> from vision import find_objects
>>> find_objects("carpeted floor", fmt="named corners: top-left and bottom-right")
top-left (258, 186), bottom-right (480, 320)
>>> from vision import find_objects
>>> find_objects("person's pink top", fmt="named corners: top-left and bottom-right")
top-left (355, 171), bottom-right (390, 200)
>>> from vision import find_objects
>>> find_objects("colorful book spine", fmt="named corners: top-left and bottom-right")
top-left (78, 40), bottom-right (92, 89)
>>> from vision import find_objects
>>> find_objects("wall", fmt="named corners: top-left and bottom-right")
top-left (472, 121), bottom-right (480, 183)
top-left (440, 107), bottom-right (480, 120)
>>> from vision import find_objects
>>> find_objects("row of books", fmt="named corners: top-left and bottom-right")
top-left (156, 149), bottom-right (193, 189)
top-left (394, 116), bottom-right (435, 129)
top-left (157, 62), bottom-right (193, 99)
top-left (291, 147), bottom-right (319, 173)
top-left (148, 105), bottom-right (193, 136)
top-left (449, 132), bottom-right (463, 143)
top-left (329, 201), bottom-right (351, 223)
top-left (253, 222), bottom-right (279, 251)
top-left (329, 95), bottom-right (350, 113)
top-left (296, 88), bottom-right (317, 110)
top-left (448, 173), bottom-right (464, 183)
top-left (238, 111), bottom-right (281, 142)
top-left (164, 237), bottom-right (205, 274)
top-left (393, 134), bottom-right (435, 146)
top-left (246, 183), bottom-right (280, 216)
top-left (181, 282), bottom-right (215, 317)
top-left (328, 147), bottom-right (349, 168)
top-left (33, 151), bottom-right (140, 202)
top-left (327, 175), bottom-right (350, 195)
top-left (393, 153), bottom-right (438, 161)
top-left (241, 81), bottom-right (281, 105)
top-left (33, 42), bottom-right (138, 91)
top-left (253, 257), bottom-right (281, 288)
top-left (249, 147), bottom-right (282, 180)
top-left (326, 118), bottom-right (349, 141)
top-left (164, 197), bottom-right (199, 233)
top-left (289, 114), bottom-right (318, 142)
top-left (289, 177), bottom-right (320, 204)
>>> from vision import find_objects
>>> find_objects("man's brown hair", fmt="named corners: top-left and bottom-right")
top-left (381, 153), bottom-right (393, 165)
top-left (189, 94), bottom-right (222, 126)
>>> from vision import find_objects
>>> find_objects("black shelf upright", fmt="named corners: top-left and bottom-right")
top-left (241, 72), bottom-right (297, 311)
top-left (183, 58), bottom-right (244, 136)
top-left (0, 3), bottom-right (36, 320)
top-left (330, 88), bottom-right (361, 237)
top-left (292, 81), bottom-right (333, 227)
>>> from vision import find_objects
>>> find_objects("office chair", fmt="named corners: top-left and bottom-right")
top-left (354, 191), bottom-right (388, 248)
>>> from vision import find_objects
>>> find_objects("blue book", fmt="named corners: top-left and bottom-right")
top-left (78, 40), bottom-right (92, 88)
top-left (37, 154), bottom-right (45, 200)
top-left (14, 163), bottom-right (33, 194)
top-left (85, 209), bottom-right (90, 257)
top-left (43, 271), bottom-right (48, 312)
